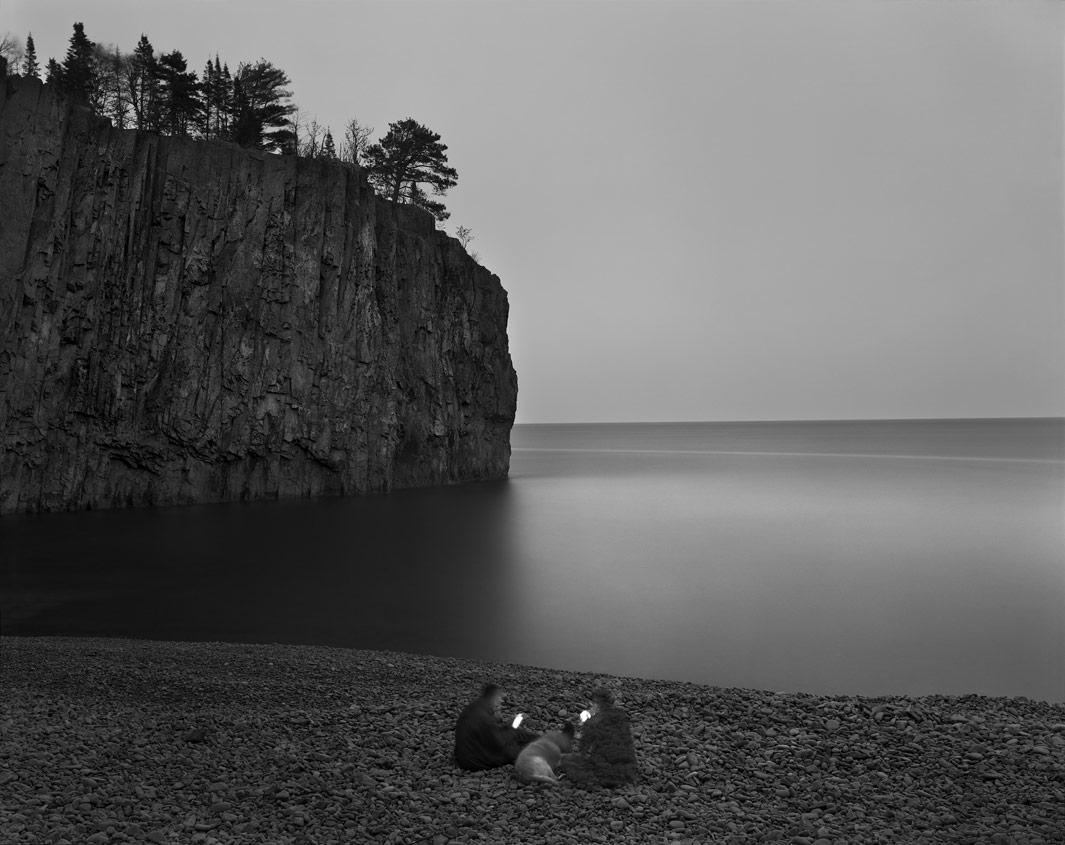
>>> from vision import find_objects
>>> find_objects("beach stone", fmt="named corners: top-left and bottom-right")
top-left (3, 636), bottom-right (1064, 845)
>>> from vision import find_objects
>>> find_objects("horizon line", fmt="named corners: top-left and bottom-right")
top-left (512, 415), bottom-right (1065, 427)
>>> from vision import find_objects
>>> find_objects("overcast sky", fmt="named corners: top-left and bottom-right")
top-left (6, 0), bottom-right (1063, 423)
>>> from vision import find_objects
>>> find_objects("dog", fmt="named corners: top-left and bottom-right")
top-left (513, 724), bottom-right (575, 786)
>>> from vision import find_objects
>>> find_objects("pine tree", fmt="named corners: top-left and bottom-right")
top-left (230, 60), bottom-right (295, 153)
top-left (45, 58), bottom-right (62, 86)
top-left (157, 50), bottom-right (200, 135)
top-left (215, 60), bottom-right (233, 137)
top-left (60, 22), bottom-right (98, 106)
top-left (230, 76), bottom-right (258, 147)
top-left (321, 129), bottom-right (337, 159)
top-left (22, 33), bottom-right (40, 79)
top-left (199, 59), bottom-right (216, 138)
top-left (364, 118), bottom-right (459, 221)
top-left (202, 57), bottom-right (233, 138)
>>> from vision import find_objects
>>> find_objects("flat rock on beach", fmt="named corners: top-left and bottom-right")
top-left (1, 637), bottom-right (1063, 844)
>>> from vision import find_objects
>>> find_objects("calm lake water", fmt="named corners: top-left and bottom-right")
top-left (2, 418), bottom-right (1063, 702)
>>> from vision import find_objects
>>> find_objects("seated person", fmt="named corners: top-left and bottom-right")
top-left (560, 686), bottom-right (638, 787)
top-left (453, 683), bottom-right (537, 770)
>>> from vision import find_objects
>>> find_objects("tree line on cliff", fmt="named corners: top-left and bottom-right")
top-left (2, 24), bottom-right (463, 225)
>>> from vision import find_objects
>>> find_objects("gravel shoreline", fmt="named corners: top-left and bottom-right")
top-left (2, 636), bottom-right (1062, 844)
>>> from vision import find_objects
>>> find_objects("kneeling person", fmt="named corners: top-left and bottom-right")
top-left (560, 687), bottom-right (638, 787)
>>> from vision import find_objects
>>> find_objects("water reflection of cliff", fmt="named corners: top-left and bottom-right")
top-left (1, 482), bottom-right (522, 660)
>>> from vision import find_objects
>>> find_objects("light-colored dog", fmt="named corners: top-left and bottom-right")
top-left (514, 725), bottom-right (575, 786)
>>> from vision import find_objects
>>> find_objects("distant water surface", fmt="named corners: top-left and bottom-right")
top-left (3, 418), bottom-right (1063, 702)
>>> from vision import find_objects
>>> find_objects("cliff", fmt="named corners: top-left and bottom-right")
top-left (0, 75), bottom-right (517, 514)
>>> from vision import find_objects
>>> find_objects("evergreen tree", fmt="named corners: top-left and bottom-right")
top-left (214, 60), bottom-right (233, 138)
top-left (22, 33), bottom-right (40, 79)
top-left (231, 59), bottom-right (296, 152)
top-left (199, 59), bottom-right (216, 138)
top-left (230, 76), bottom-right (258, 148)
top-left (364, 118), bottom-right (459, 221)
top-left (157, 50), bottom-right (200, 135)
top-left (321, 129), bottom-right (337, 159)
top-left (200, 57), bottom-right (232, 138)
top-left (45, 58), bottom-right (62, 86)
top-left (60, 22), bottom-right (98, 106)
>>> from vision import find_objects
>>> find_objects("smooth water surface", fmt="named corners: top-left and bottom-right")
top-left (3, 419), bottom-right (1063, 701)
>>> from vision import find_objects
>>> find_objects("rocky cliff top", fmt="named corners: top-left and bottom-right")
top-left (0, 74), bottom-right (517, 513)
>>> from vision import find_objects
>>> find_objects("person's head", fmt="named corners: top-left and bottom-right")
top-left (589, 686), bottom-right (615, 714)
top-left (481, 683), bottom-right (505, 714)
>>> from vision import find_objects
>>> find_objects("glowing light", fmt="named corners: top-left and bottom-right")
top-left (579, 710), bottom-right (591, 723)
top-left (512, 714), bottom-right (524, 728)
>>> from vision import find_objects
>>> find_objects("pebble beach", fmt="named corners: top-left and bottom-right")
top-left (2, 636), bottom-right (1063, 844)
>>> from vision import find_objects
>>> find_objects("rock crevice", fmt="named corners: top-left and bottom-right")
top-left (0, 75), bottom-right (517, 513)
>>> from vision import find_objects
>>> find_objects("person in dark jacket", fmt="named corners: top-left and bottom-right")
top-left (560, 686), bottom-right (638, 787)
top-left (454, 683), bottom-right (537, 770)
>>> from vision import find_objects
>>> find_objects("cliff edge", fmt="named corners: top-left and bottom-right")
top-left (0, 74), bottom-right (517, 514)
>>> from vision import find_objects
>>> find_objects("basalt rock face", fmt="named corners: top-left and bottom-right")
top-left (0, 75), bottom-right (517, 514)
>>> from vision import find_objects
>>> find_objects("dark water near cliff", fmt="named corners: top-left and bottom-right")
top-left (3, 418), bottom-right (1063, 702)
